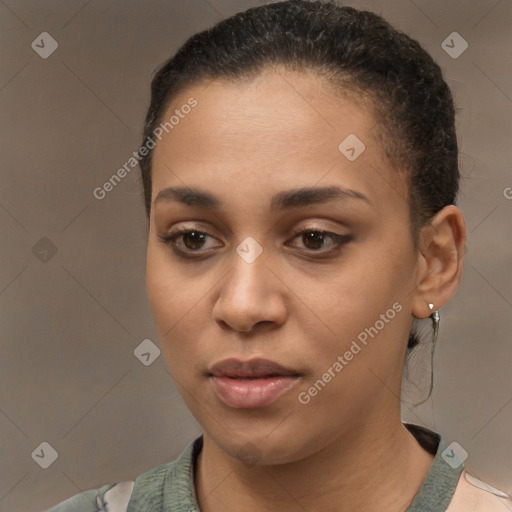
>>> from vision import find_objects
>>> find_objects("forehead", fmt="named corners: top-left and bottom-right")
top-left (150, 68), bottom-right (407, 213)
top-left (155, 69), bottom-right (373, 161)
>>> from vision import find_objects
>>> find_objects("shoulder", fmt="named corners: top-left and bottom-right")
top-left (42, 461), bottom-right (171, 512)
top-left (446, 470), bottom-right (511, 512)
top-left (43, 481), bottom-right (135, 512)
top-left (42, 437), bottom-right (201, 512)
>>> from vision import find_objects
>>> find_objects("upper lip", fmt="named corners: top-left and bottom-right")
top-left (209, 358), bottom-right (301, 378)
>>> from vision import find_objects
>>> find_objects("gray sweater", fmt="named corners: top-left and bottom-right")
top-left (44, 424), bottom-right (464, 511)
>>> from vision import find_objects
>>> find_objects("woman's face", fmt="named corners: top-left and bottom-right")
top-left (146, 68), bottom-right (422, 464)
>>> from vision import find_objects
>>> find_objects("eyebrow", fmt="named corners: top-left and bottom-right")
top-left (154, 185), bottom-right (370, 211)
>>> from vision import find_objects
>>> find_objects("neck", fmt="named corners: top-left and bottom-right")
top-left (195, 415), bottom-right (435, 512)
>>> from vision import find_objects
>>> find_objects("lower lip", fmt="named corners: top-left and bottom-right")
top-left (211, 375), bottom-right (301, 408)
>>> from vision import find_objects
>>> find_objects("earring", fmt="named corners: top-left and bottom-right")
top-left (410, 302), bottom-right (441, 406)
top-left (428, 303), bottom-right (440, 324)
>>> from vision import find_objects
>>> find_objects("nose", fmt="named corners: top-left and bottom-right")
top-left (212, 250), bottom-right (288, 334)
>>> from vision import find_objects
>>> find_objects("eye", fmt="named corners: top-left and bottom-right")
top-left (289, 228), bottom-right (352, 254)
top-left (157, 227), bottom-right (352, 259)
top-left (157, 228), bottom-right (218, 257)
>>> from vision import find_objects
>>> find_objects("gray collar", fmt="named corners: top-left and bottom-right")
top-left (162, 424), bottom-right (463, 512)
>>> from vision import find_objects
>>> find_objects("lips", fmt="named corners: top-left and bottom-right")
top-left (209, 358), bottom-right (302, 408)
top-left (209, 358), bottom-right (300, 378)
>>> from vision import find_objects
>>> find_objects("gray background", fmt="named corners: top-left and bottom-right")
top-left (0, 1), bottom-right (511, 510)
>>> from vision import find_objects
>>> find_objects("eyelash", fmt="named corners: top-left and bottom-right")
top-left (157, 227), bottom-right (352, 259)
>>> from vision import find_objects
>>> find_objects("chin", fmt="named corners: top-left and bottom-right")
top-left (179, 378), bottom-right (339, 465)
top-left (201, 416), bottom-right (328, 467)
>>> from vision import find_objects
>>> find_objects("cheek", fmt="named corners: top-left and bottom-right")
top-left (145, 244), bottom-right (216, 374)
top-left (298, 251), bottom-right (413, 377)
top-left (146, 248), bottom-right (178, 331)
top-left (312, 258), bottom-right (395, 327)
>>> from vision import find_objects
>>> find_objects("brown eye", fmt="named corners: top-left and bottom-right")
top-left (291, 229), bottom-right (352, 253)
top-left (157, 228), bottom-right (218, 257)
top-left (301, 231), bottom-right (326, 250)
top-left (181, 231), bottom-right (207, 250)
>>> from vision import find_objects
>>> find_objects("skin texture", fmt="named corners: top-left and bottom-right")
top-left (145, 66), bottom-right (466, 512)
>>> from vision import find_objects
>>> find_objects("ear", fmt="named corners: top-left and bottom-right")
top-left (411, 205), bottom-right (467, 319)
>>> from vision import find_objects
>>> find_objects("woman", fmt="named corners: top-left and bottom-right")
top-left (44, 1), bottom-right (510, 510)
